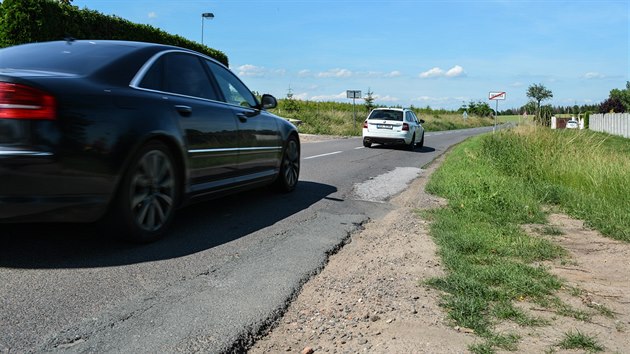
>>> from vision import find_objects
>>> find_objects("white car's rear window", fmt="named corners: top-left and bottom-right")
top-left (368, 110), bottom-right (403, 121)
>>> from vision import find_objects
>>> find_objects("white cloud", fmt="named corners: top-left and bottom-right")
top-left (412, 96), bottom-right (450, 103)
top-left (293, 92), bottom-right (309, 100)
top-left (317, 68), bottom-right (353, 78)
top-left (237, 64), bottom-right (265, 77)
top-left (584, 72), bottom-right (605, 79)
top-left (298, 69), bottom-right (312, 77)
top-left (311, 91), bottom-right (348, 101)
top-left (235, 65), bottom-right (285, 78)
top-left (375, 95), bottom-right (399, 102)
top-left (419, 67), bottom-right (444, 78)
top-left (445, 65), bottom-right (465, 77)
top-left (385, 71), bottom-right (402, 78)
top-left (148, 12), bottom-right (157, 19)
top-left (510, 82), bottom-right (524, 87)
top-left (420, 65), bottom-right (465, 78)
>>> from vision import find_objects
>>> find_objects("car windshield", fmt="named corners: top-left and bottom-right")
top-left (368, 110), bottom-right (403, 121)
top-left (0, 41), bottom-right (137, 76)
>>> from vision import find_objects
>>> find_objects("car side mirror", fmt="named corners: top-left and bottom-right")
top-left (261, 94), bottom-right (277, 109)
top-left (419, 119), bottom-right (425, 124)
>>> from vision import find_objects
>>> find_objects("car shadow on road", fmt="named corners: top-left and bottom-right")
top-left (369, 144), bottom-right (436, 153)
top-left (0, 181), bottom-right (336, 269)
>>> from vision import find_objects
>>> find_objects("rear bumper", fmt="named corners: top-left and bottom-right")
top-left (362, 130), bottom-right (411, 145)
top-left (0, 195), bottom-right (108, 223)
top-left (363, 136), bottom-right (407, 145)
top-left (0, 151), bottom-right (112, 223)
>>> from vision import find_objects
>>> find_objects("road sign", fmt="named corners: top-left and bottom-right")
top-left (346, 90), bottom-right (362, 129)
top-left (346, 90), bottom-right (362, 99)
top-left (488, 91), bottom-right (506, 134)
top-left (489, 91), bottom-right (506, 100)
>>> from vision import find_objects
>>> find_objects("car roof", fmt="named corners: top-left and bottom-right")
top-left (0, 40), bottom-right (223, 85)
top-left (372, 107), bottom-right (409, 112)
top-left (7, 39), bottom-right (178, 50)
top-left (0, 40), bottom-right (168, 74)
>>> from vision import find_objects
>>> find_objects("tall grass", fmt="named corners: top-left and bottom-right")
top-left (425, 136), bottom-right (564, 341)
top-left (423, 126), bottom-right (629, 352)
top-left (481, 126), bottom-right (630, 241)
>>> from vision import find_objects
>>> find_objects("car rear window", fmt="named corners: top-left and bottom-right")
top-left (368, 110), bottom-right (403, 121)
top-left (0, 41), bottom-right (137, 76)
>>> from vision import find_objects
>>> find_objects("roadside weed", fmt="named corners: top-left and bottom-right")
top-left (540, 225), bottom-right (564, 236)
top-left (557, 330), bottom-right (604, 352)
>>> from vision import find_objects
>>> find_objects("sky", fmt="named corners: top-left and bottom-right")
top-left (70, 0), bottom-right (629, 111)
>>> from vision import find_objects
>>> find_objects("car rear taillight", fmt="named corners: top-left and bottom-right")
top-left (402, 123), bottom-right (409, 131)
top-left (0, 82), bottom-right (56, 120)
top-left (363, 120), bottom-right (368, 129)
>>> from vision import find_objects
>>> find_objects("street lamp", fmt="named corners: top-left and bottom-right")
top-left (201, 12), bottom-right (214, 46)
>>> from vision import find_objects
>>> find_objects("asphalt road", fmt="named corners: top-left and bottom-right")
top-left (0, 127), bottom-right (493, 353)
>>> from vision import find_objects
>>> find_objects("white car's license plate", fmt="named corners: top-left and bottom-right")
top-left (376, 124), bottom-right (392, 129)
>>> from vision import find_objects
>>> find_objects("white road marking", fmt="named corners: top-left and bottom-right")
top-left (304, 151), bottom-right (343, 160)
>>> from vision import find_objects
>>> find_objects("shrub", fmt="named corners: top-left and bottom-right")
top-left (0, 0), bottom-right (228, 65)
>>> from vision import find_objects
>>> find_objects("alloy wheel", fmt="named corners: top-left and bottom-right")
top-left (129, 149), bottom-right (176, 232)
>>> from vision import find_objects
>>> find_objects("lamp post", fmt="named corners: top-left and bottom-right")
top-left (201, 12), bottom-right (214, 46)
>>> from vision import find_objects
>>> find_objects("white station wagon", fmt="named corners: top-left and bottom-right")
top-left (362, 107), bottom-right (425, 150)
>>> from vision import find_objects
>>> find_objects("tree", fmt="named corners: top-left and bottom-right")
top-left (466, 100), bottom-right (493, 117)
top-left (364, 88), bottom-right (375, 112)
top-left (539, 104), bottom-right (553, 126)
top-left (526, 83), bottom-right (553, 124)
top-left (521, 101), bottom-right (537, 116)
top-left (599, 97), bottom-right (625, 113)
top-left (608, 81), bottom-right (630, 112)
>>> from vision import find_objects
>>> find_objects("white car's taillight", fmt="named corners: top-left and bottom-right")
top-left (402, 123), bottom-right (409, 131)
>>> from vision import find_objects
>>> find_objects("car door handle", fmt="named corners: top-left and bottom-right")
top-left (175, 105), bottom-right (192, 117)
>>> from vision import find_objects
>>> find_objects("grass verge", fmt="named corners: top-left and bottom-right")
top-left (423, 126), bottom-right (629, 352)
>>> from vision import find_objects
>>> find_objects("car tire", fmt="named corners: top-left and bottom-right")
top-left (407, 134), bottom-right (416, 151)
top-left (106, 141), bottom-right (180, 243)
top-left (363, 139), bottom-right (371, 148)
top-left (417, 132), bottom-right (425, 148)
top-left (274, 134), bottom-right (300, 192)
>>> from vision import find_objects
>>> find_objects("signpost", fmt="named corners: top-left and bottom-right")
top-left (488, 91), bottom-right (506, 133)
top-left (347, 90), bottom-right (362, 129)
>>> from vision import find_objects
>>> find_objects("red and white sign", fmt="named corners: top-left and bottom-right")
top-left (488, 91), bottom-right (506, 100)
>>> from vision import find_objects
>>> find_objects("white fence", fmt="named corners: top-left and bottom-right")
top-left (589, 113), bottom-right (630, 138)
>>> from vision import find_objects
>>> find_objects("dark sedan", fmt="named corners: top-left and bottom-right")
top-left (0, 40), bottom-right (300, 243)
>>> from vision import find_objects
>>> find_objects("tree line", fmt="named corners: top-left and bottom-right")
top-left (500, 82), bottom-right (630, 124)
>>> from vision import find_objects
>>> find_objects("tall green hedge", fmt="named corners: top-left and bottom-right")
top-left (0, 0), bottom-right (228, 66)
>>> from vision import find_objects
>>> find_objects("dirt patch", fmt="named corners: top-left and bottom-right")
top-left (298, 134), bottom-right (349, 143)
top-left (249, 151), bottom-right (630, 353)
top-left (516, 214), bottom-right (630, 353)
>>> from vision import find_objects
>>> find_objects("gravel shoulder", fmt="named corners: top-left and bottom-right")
top-left (250, 136), bottom-right (630, 354)
top-left (250, 152), bottom-right (474, 353)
